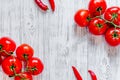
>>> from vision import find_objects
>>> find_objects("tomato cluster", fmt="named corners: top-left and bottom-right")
top-left (0, 37), bottom-right (44, 80)
top-left (74, 0), bottom-right (120, 46)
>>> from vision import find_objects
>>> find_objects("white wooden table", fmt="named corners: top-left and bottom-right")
top-left (0, 0), bottom-right (120, 80)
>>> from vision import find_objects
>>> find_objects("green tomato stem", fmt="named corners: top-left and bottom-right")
top-left (91, 13), bottom-right (120, 29)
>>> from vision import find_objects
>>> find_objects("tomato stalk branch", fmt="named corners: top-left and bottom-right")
top-left (0, 45), bottom-right (13, 56)
top-left (9, 65), bottom-right (18, 77)
top-left (91, 12), bottom-right (120, 28)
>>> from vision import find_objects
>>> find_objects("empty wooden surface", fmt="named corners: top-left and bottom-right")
top-left (0, 0), bottom-right (120, 80)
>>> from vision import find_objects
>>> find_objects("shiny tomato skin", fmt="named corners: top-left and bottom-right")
top-left (89, 0), bottom-right (107, 17)
top-left (104, 7), bottom-right (120, 25)
top-left (16, 44), bottom-right (34, 61)
top-left (0, 37), bottom-right (16, 56)
top-left (14, 72), bottom-right (33, 80)
top-left (0, 55), bottom-right (3, 65)
top-left (74, 9), bottom-right (91, 27)
top-left (88, 18), bottom-right (108, 35)
top-left (2, 56), bottom-right (22, 75)
top-left (105, 28), bottom-right (120, 46)
top-left (27, 57), bottom-right (44, 75)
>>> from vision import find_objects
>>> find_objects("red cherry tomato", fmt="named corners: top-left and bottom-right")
top-left (16, 44), bottom-right (34, 61)
top-left (105, 28), bottom-right (120, 46)
top-left (2, 56), bottom-right (22, 76)
top-left (89, 0), bottom-right (107, 17)
top-left (14, 72), bottom-right (33, 80)
top-left (104, 7), bottom-right (120, 25)
top-left (88, 18), bottom-right (108, 35)
top-left (27, 57), bottom-right (44, 75)
top-left (74, 9), bottom-right (91, 27)
top-left (0, 37), bottom-right (16, 56)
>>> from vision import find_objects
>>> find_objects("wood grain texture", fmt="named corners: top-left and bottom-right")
top-left (0, 0), bottom-right (120, 80)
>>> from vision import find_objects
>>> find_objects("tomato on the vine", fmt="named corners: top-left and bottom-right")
top-left (104, 7), bottom-right (120, 25)
top-left (16, 44), bottom-right (34, 61)
top-left (0, 37), bottom-right (16, 56)
top-left (2, 56), bottom-right (22, 76)
top-left (89, 0), bottom-right (107, 17)
top-left (27, 57), bottom-right (44, 75)
top-left (105, 28), bottom-right (120, 46)
top-left (74, 9), bottom-right (91, 27)
top-left (14, 72), bottom-right (33, 80)
top-left (88, 18), bottom-right (108, 35)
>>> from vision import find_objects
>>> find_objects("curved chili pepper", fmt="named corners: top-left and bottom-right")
top-left (88, 70), bottom-right (97, 80)
top-left (35, 0), bottom-right (48, 11)
top-left (72, 66), bottom-right (83, 80)
top-left (49, 0), bottom-right (55, 11)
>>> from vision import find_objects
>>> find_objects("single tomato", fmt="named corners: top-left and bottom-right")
top-left (105, 28), bottom-right (120, 46)
top-left (74, 9), bottom-right (91, 27)
top-left (0, 37), bottom-right (16, 56)
top-left (14, 72), bottom-right (33, 80)
top-left (104, 7), bottom-right (120, 25)
top-left (89, 0), bottom-right (107, 17)
top-left (2, 56), bottom-right (22, 76)
top-left (88, 18), bottom-right (108, 35)
top-left (27, 57), bottom-right (44, 75)
top-left (16, 44), bottom-right (34, 61)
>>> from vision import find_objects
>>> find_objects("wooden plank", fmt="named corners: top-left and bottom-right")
top-left (0, 0), bottom-right (120, 80)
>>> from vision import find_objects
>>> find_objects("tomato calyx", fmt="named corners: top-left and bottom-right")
top-left (112, 31), bottom-right (119, 38)
top-left (96, 23), bottom-right (103, 28)
top-left (23, 54), bottom-right (29, 60)
top-left (0, 45), bottom-right (2, 50)
top-left (96, 7), bottom-right (102, 12)
top-left (87, 16), bottom-right (91, 21)
top-left (112, 13), bottom-right (118, 20)
top-left (31, 67), bottom-right (38, 71)
top-left (9, 65), bottom-right (17, 77)
top-left (10, 64), bottom-right (17, 75)
top-left (27, 66), bottom-right (38, 72)
top-left (96, 23), bottom-right (103, 33)
top-left (26, 66), bottom-right (38, 75)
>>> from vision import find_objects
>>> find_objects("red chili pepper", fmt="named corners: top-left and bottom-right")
top-left (72, 66), bottom-right (83, 80)
top-left (35, 0), bottom-right (48, 11)
top-left (88, 70), bottom-right (97, 80)
top-left (49, 0), bottom-right (55, 12)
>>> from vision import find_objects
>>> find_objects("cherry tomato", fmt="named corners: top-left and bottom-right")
top-left (27, 57), bottom-right (44, 75)
top-left (89, 0), bottom-right (107, 17)
top-left (104, 7), bottom-right (120, 25)
top-left (14, 72), bottom-right (33, 80)
top-left (105, 28), bottom-right (120, 46)
top-left (0, 37), bottom-right (16, 56)
top-left (88, 18), bottom-right (108, 35)
top-left (2, 56), bottom-right (22, 76)
top-left (74, 9), bottom-right (91, 27)
top-left (16, 44), bottom-right (34, 61)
